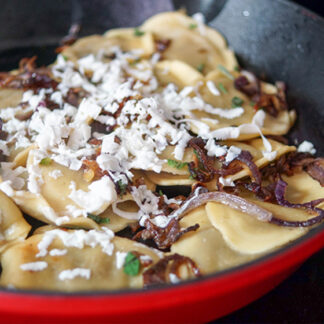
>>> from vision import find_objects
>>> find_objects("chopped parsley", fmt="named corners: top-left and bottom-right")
top-left (134, 28), bottom-right (145, 37)
top-left (231, 96), bottom-right (244, 107)
top-left (250, 100), bottom-right (256, 106)
top-left (62, 55), bottom-right (68, 61)
top-left (87, 213), bottom-right (110, 224)
top-left (117, 180), bottom-right (127, 197)
top-left (167, 159), bottom-right (188, 169)
top-left (39, 157), bottom-right (52, 166)
top-left (159, 189), bottom-right (164, 196)
top-left (217, 64), bottom-right (234, 80)
top-left (189, 23), bottom-right (197, 30)
top-left (218, 82), bottom-right (228, 94)
top-left (197, 63), bottom-right (205, 73)
top-left (123, 252), bottom-right (140, 276)
top-left (234, 65), bottom-right (240, 72)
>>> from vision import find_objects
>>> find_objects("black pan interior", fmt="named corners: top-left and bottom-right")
top-left (0, 0), bottom-right (323, 294)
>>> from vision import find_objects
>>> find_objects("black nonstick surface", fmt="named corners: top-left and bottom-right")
top-left (0, 0), bottom-right (323, 322)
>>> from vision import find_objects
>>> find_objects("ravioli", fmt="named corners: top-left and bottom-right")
top-left (206, 201), bottom-right (308, 254)
top-left (0, 228), bottom-right (161, 291)
top-left (11, 149), bottom-right (155, 229)
top-left (171, 206), bottom-right (257, 273)
top-left (61, 30), bottom-right (155, 62)
top-left (189, 70), bottom-right (293, 140)
top-left (0, 191), bottom-right (31, 253)
top-left (141, 12), bottom-right (237, 73)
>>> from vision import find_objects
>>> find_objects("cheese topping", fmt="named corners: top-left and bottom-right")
top-left (58, 268), bottom-right (91, 281)
top-left (36, 228), bottom-right (114, 257)
top-left (20, 261), bottom-right (48, 272)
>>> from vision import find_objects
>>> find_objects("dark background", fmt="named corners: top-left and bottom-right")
top-left (216, 3), bottom-right (324, 323)
top-left (292, 0), bottom-right (324, 17)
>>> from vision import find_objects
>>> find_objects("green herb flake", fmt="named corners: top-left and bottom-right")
top-left (250, 100), bottom-right (256, 107)
top-left (167, 159), bottom-right (188, 169)
top-left (87, 213), bottom-right (110, 224)
top-left (134, 28), bottom-right (145, 37)
top-left (189, 23), bottom-right (197, 30)
top-left (62, 55), bottom-right (68, 61)
top-left (39, 157), bottom-right (52, 166)
top-left (123, 252), bottom-right (140, 276)
top-left (234, 65), bottom-right (240, 72)
top-left (117, 180), bottom-right (127, 197)
top-left (231, 96), bottom-right (244, 108)
top-left (159, 189), bottom-right (164, 196)
top-left (217, 64), bottom-right (234, 80)
top-left (197, 63), bottom-right (205, 73)
top-left (218, 82), bottom-right (228, 94)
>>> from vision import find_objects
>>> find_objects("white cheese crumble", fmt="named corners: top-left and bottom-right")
top-left (36, 228), bottom-right (114, 258)
top-left (225, 146), bottom-right (242, 163)
top-left (68, 176), bottom-right (117, 214)
top-left (206, 81), bottom-right (221, 96)
top-left (192, 12), bottom-right (206, 36)
top-left (20, 261), bottom-right (48, 272)
top-left (49, 249), bottom-right (68, 256)
top-left (219, 177), bottom-right (235, 187)
top-left (297, 140), bottom-right (316, 155)
top-left (169, 273), bottom-right (181, 284)
top-left (115, 251), bottom-right (128, 269)
top-left (58, 268), bottom-right (91, 281)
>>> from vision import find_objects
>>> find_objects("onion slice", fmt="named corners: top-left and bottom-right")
top-left (271, 179), bottom-right (324, 227)
top-left (170, 189), bottom-right (273, 222)
top-left (170, 186), bottom-right (324, 228)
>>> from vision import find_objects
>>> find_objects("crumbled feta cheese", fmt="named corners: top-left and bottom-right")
top-left (206, 81), bottom-right (220, 96)
top-left (49, 249), bottom-right (68, 256)
top-left (58, 268), bottom-right (91, 281)
top-left (20, 261), bottom-right (48, 272)
top-left (68, 176), bottom-right (117, 213)
top-left (225, 146), bottom-right (242, 163)
top-left (192, 12), bottom-right (206, 36)
top-left (169, 273), bottom-right (181, 284)
top-left (115, 251), bottom-right (128, 269)
top-left (298, 140), bottom-right (316, 155)
top-left (219, 177), bottom-right (235, 187)
top-left (36, 227), bottom-right (114, 258)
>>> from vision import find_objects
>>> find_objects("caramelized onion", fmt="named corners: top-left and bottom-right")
top-left (133, 218), bottom-right (199, 250)
top-left (143, 253), bottom-right (201, 286)
top-left (306, 158), bottom-right (324, 186)
top-left (272, 179), bottom-right (324, 227)
top-left (275, 179), bottom-right (324, 209)
top-left (236, 150), bottom-right (261, 185)
top-left (234, 70), bottom-right (260, 97)
top-left (170, 190), bottom-right (273, 222)
top-left (171, 187), bottom-right (324, 228)
top-left (0, 56), bottom-right (58, 91)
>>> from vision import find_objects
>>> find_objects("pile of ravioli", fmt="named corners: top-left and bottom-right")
top-left (0, 12), bottom-right (323, 292)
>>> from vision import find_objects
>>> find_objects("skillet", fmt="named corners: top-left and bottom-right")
top-left (0, 0), bottom-right (323, 322)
